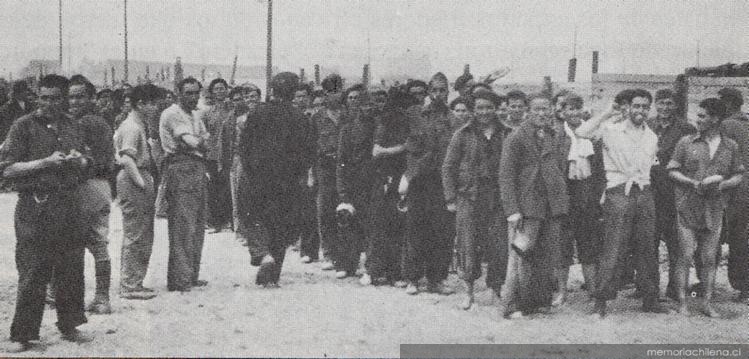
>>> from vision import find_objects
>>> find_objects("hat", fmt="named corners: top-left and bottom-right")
top-left (429, 72), bottom-right (448, 88)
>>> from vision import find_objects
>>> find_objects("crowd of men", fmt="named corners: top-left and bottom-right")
top-left (1, 67), bottom-right (748, 352)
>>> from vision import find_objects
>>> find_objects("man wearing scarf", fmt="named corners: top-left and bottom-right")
top-left (398, 72), bottom-right (456, 296)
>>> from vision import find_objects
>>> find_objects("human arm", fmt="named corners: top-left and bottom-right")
top-left (441, 130), bottom-right (463, 210)
top-left (575, 103), bottom-right (622, 139)
top-left (498, 131), bottom-right (522, 223)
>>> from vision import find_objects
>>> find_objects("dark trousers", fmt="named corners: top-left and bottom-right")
top-left (315, 164), bottom-right (337, 261)
top-left (561, 178), bottom-right (602, 267)
top-left (206, 160), bottom-right (232, 229)
top-left (165, 157), bottom-right (207, 290)
top-left (402, 175), bottom-right (454, 283)
top-left (454, 186), bottom-right (507, 292)
top-left (653, 177), bottom-right (679, 296)
top-left (246, 221), bottom-right (288, 284)
top-left (11, 192), bottom-right (87, 342)
top-left (118, 170), bottom-right (156, 291)
top-left (593, 185), bottom-right (659, 302)
top-left (725, 183), bottom-right (749, 293)
top-left (333, 187), bottom-right (368, 273)
top-left (502, 217), bottom-right (561, 313)
top-left (365, 176), bottom-right (404, 281)
top-left (299, 184), bottom-right (321, 260)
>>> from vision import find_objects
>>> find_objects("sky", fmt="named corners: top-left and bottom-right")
top-left (1, 0), bottom-right (748, 83)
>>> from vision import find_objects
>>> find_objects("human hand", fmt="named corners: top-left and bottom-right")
top-left (446, 202), bottom-right (457, 212)
top-left (398, 176), bottom-right (409, 196)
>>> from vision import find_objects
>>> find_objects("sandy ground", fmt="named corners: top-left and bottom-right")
top-left (0, 192), bottom-right (747, 357)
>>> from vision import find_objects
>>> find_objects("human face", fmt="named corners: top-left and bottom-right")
top-left (655, 97), bottom-right (676, 120)
top-left (371, 92), bottom-right (387, 111)
top-left (311, 96), bottom-right (325, 114)
top-left (37, 87), bottom-right (65, 118)
top-left (67, 84), bottom-right (91, 117)
top-left (474, 99), bottom-right (497, 127)
top-left (695, 107), bottom-right (720, 133)
top-left (293, 90), bottom-right (310, 109)
top-left (96, 94), bottom-right (112, 110)
top-left (165, 92), bottom-right (175, 104)
top-left (507, 98), bottom-right (527, 122)
top-left (211, 83), bottom-right (228, 102)
top-left (496, 100), bottom-right (509, 120)
top-left (561, 103), bottom-right (584, 128)
top-left (409, 86), bottom-right (427, 105)
top-left (121, 97), bottom-right (133, 114)
top-left (429, 82), bottom-right (448, 104)
top-left (245, 90), bottom-right (261, 106)
top-left (629, 96), bottom-right (651, 126)
top-left (528, 98), bottom-right (553, 128)
top-left (452, 103), bottom-right (469, 121)
top-left (179, 82), bottom-right (201, 111)
top-left (346, 90), bottom-right (361, 109)
top-left (231, 93), bottom-right (244, 106)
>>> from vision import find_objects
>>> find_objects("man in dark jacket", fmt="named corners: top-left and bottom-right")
top-left (0, 80), bottom-right (35, 144)
top-left (499, 93), bottom-right (569, 318)
top-left (398, 72), bottom-right (457, 296)
top-left (334, 84), bottom-right (375, 278)
top-left (442, 90), bottom-right (508, 310)
top-left (238, 72), bottom-right (314, 286)
top-left (648, 88), bottom-right (695, 300)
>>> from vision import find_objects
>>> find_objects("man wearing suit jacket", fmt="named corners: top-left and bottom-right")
top-left (498, 93), bottom-right (569, 318)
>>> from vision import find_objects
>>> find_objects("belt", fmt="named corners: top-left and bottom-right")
top-left (165, 152), bottom-right (204, 165)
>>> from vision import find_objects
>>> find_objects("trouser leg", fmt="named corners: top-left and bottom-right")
top-left (633, 188), bottom-right (659, 302)
top-left (726, 196), bottom-right (749, 292)
top-left (594, 188), bottom-right (635, 301)
top-left (118, 171), bottom-right (156, 290)
top-left (53, 246), bottom-right (87, 332)
top-left (316, 165), bottom-right (337, 261)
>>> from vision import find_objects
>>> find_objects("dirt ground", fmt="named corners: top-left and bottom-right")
top-left (0, 192), bottom-right (746, 357)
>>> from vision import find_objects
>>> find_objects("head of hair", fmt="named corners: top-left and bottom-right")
top-left (176, 77), bottom-right (202, 93)
top-left (560, 93), bottom-right (584, 109)
top-left (208, 78), bottom-right (229, 94)
top-left (68, 74), bottom-right (96, 98)
top-left (552, 89), bottom-right (573, 106)
top-left (296, 83), bottom-right (313, 96)
top-left (11, 80), bottom-right (30, 96)
top-left (526, 92), bottom-right (552, 106)
top-left (449, 96), bottom-right (473, 111)
top-left (454, 73), bottom-right (474, 92)
top-left (229, 87), bottom-right (244, 98)
top-left (321, 74), bottom-right (344, 93)
top-left (629, 88), bottom-right (653, 104)
top-left (127, 85), bottom-right (148, 106)
top-left (96, 88), bottom-right (113, 100)
top-left (614, 89), bottom-right (635, 105)
top-left (271, 72), bottom-right (300, 101)
top-left (343, 83), bottom-right (366, 104)
top-left (405, 80), bottom-right (428, 94)
top-left (311, 89), bottom-right (326, 100)
top-left (472, 91), bottom-right (502, 108)
top-left (718, 87), bottom-right (744, 111)
top-left (429, 72), bottom-right (449, 89)
top-left (469, 83), bottom-right (492, 95)
top-left (654, 88), bottom-right (675, 102)
top-left (39, 74), bottom-right (70, 95)
top-left (699, 97), bottom-right (728, 120)
top-left (506, 90), bottom-right (528, 106)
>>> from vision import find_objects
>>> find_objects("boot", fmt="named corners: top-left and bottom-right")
top-left (87, 260), bottom-right (112, 314)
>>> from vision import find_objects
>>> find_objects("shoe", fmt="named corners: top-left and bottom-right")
top-left (86, 294), bottom-right (112, 314)
top-left (551, 292), bottom-right (566, 307)
top-left (60, 329), bottom-right (94, 343)
top-left (535, 306), bottom-right (552, 314)
top-left (700, 303), bottom-right (720, 318)
top-left (120, 289), bottom-right (157, 300)
top-left (590, 300), bottom-right (607, 318)
top-left (335, 271), bottom-right (348, 279)
top-left (393, 280), bottom-right (408, 288)
top-left (689, 283), bottom-right (705, 298)
top-left (256, 260), bottom-right (275, 286)
top-left (300, 255), bottom-right (312, 264)
top-left (359, 274), bottom-right (372, 286)
top-left (192, 280), bottom-right (208, 287)
top-left (427, 281), bottom-right (455, 295)
top-left (167, 286), bottom-right (190, 293)
top-left (507, 311), bottom-right (524, 319)
top-left (676, 301), bottom-right (688, 315)
top-left (135, 285), bottom-right (155, 293)
top-left (405, 283), bottom-right (419, 295)
top-left (736, 291), bottom-right (749, 305)
top-left (321, 261), bottom-right (335, 271)
top-left (3, 341), bottom-right (30, 353)
top-left (642, 301), bottom-right (670, 314)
